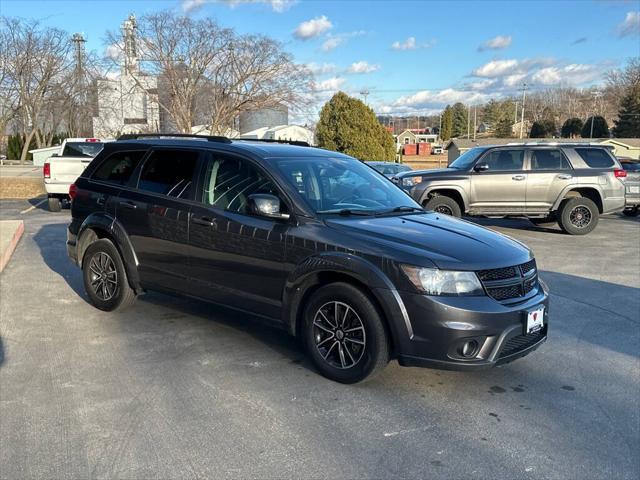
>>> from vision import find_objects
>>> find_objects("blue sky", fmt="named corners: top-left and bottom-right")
top-left (1, 0), bottom-right (639, 122)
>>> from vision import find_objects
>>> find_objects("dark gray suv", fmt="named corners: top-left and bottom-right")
top-left (393, 143), bottom-right (627, 235)
top-left (67, 134), bottom-right (548, 383)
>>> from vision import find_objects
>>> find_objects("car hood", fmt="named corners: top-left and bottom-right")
top-left (325, 213), bottom-right (532, 271)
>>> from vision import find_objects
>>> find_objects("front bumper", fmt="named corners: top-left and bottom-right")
top-left (391, 282), bottom-right (549, 370)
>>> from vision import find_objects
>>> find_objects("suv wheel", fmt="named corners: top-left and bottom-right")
top-left (623, 206), bottom-right (638, 217)
top-left (303, 282), bottom-right (390, 383)
top-left (557, 197), bottom-right (599, 235)
top-left (424, 195), bottom-right (462, 217)
top-left (48, 196), bottom-right (61, 212)
top-left (82, 239), bottom-right (137, 311)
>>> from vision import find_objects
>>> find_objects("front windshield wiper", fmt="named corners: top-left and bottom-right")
top-left (317, 208), bottom-right (375, 216)
top-left (375, 206), bottom-right (424, 215)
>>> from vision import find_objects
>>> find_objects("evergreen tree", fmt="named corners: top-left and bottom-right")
top-left (529, 122), bottom-right (546, 138)
top-left (440, 105), bottom-right (453, 141)
top-left (561, 118), bottom-right (584, 138)
top-left (451, 102), bottom-right (469, 138)
top-left (612, 85), bottom-right (640, 138)
top-left (316, 92), bottom-right (395, 160)
top-left (581, 116), bottom-right (609, 138)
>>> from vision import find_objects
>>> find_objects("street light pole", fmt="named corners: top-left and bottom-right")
top-left (519, 83), bottom-right (528, 139)
top-left (589, 90), bottom-right (601, 139)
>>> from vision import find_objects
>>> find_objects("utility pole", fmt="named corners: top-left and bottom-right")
top-left (438, 111), bottom-right (442, 139)
top-left (589, 90), bottom-right (601, 139)
top-left (514, 101), bottom-right (519, 125)
top-left (519, 83), bottom-right (528, 139)
top-left (467, 104), bottom-right (471, 139)
top-left (473, 105), bottom-right (477, 141)
top-left (360, 89), bottom-right (370, 106)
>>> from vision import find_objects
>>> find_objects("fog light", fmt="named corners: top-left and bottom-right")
top-left (460, 340), bottom-right (479, 358)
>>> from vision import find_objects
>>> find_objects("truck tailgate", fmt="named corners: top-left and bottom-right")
top-left (46, 157), bottom-right (92, 184)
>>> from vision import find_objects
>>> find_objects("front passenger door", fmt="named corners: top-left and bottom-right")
top-left (188, 153), bottom-right (290, 319)
top-left (469, 149), bottom-right (527, 213)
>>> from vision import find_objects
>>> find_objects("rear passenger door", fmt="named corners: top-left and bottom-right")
top-left (525, 148), bottom-right (574, 213)
top-left (116, 148), bottom-right (201, 291)
top-left (469, 148), bottom-right (527, 213)
top-left (188, 151), bottom-right (290, 319)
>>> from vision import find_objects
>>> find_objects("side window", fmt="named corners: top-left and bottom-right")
top-left (137, 149), bottom-right (199, 199)
top-left (481, 149), bottom-right (525, 171)
top-left (530, 150), bottom-right (572, 170)
top-left (92, 150), bottom-right (145, 185)
top-left (575, 148), bottom-right (615, 168)
top-left (202, 155), bottom-right (282, 214)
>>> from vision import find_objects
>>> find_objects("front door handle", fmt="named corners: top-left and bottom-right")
top-left (512, 175), bottom-right (526, 181)
top-left (557, 174), bottom-right (573, 180)
top-left (119, 200), bottom-right (137, 210)
top-left (191, 216), bottom-right (215, 227)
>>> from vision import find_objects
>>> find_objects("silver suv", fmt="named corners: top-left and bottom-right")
top-left (392, 143), bottom-right (627, 235)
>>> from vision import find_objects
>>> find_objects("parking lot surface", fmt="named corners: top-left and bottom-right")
top-left (1, 199), bottom-right (638, 479)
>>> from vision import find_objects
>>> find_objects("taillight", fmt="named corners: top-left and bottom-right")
top-left (43, 162), bottom-right (50, 178)
top-left (85, 138), bottom-right (100, 142)
top-left (614, 169), bottom-right (627, 178)
top-left (69, 183), bottom-right (78, 200)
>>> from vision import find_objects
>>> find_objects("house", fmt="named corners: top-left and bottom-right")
top-left (28, 146), bottom-right (61, 166)
top-left (477, 122), bottom-right (492, 134)
top-left (598, 138), bottom-right (640, 160)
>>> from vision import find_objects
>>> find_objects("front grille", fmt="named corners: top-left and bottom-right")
top-left (487, 284), bottom-right (523, 301)
top-left (478, 259), bottom-right (538, 302)
top-left (477, 266), bottom-right (517, 282)
top-left (499, 331), bottom-right (545, 358)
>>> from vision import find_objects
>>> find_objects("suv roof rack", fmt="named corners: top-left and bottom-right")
top-left (117, 133), bottom-right (232, 144)
top-left (237, 138), bottom-right (311, 147)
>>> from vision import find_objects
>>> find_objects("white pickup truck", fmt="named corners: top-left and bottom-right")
top-left (43, 138), bottom-right (110, 211)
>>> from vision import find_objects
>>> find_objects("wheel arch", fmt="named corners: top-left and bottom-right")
top-left (77, 213), bottom-right (142, 291)
top-left (553, 186), bottom-right (604, 213)
top-left (421, 186), bottom-right (468, 212)
top-left (282, 253), bottom-right (412, 356)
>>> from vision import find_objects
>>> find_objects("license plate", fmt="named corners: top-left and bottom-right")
top-left (628, 186), bottom-right (640, 194)
top-left (526, 306), bottom-right (544, 334)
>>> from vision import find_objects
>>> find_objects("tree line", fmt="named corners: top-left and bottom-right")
top-left (0, 12), bottom-right (311, 162)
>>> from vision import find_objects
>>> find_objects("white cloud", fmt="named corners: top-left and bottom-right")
top-left (472, 59), bottom-right (520, 77)
top-left (617, 11), bottom-right (640, 37)
top-left (502, 73), bottom-right (527, 87)
top-left (182, 0), bottom-right (296, 13)
top-left (313, 77), bottom-right (346, 91)
top-left (294, 15), bottom-right (332, 40)
top-left (104, 43), bottom-right (122, 61)
top-left (320, 30), bottom-right (366, 51)
top-left (468, 78), bottom-right (497, 90)
top-left (394, 88), bottom-right (490, 108)
top-left (306, 62), bottom-right (338, 75)
top-left (478, 35), bottom-right (512, 51)
top-left (531, 64), bottom-right (602, 86)
top-left (347, 61), bottom-right (380, 74)
top-left (391, 36), bottom-right (416, 50)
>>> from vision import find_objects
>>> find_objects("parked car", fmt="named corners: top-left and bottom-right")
top-left (43, 137), bottom-right (110, 212)
top-left (366, 161), bottom-right (412, 178)
top-left (392, 143), bottom-right (627, 235)
top-left (618, 157), bottom-right (640, 217)
top-left (67, 134), bottom-right (548, 383)
top-left (432, 146), bottom-right (443, 155)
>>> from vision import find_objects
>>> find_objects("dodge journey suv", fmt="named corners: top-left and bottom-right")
top-left (67, 135), bottom-right (549, 383)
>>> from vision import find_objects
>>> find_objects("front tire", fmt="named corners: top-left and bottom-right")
top-left (82, 239), bottom-right (137, 311)
top-left (303, 283), bottom-right (390, 383)
top-left (48, 196), bottom-right (61, 212)
top-left (424, 195), bottom-right (462, 217)
top-left (557, 197), bottom-right (599, 235)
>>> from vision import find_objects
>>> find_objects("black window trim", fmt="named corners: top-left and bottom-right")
top-left (473, 147), bottom-right (527, 173)
top-left (526, 147), bottom-right (574, 171)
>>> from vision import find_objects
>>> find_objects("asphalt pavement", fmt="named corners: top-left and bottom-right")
top-left (0, 199), bottom-right (638, 479)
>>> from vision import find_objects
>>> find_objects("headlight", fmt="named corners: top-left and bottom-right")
top-left (401, 265), bottom-right (484, 296)
top-left (402, 178), bottom-right (414, 187)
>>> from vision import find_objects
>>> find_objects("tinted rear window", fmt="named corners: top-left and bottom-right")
top-left (621, 162), bottom-right (640, 172)
top-left (62, 142), bottom-right (104, 157)
top-left (575, 148), bottom-right (615, 168)
top-left (137, 149), bottom-right (199, 198)
top-left (92, 150), bottom-right (146, 185)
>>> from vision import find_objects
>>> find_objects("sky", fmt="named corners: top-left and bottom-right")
top-left (1, 0), bottom-right (639, 123)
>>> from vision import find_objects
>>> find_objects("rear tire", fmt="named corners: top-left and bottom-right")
top-left (557, 197), bottom-right (599, 235)
top-left (302, 282), bottom-right (390, 384)
top-left (623, 207), bottom-right (638, 217)
top-left (48, 196), bottom-right (61, 212)
top-left (424, 195), bottom-right (462, 217)
top-left (82, 239), bottom-right (137, 311)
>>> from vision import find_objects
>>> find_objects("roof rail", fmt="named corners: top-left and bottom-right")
top-left (237, 138), bottom-right (311, 147)
top-left (117, 133), bottom-right (232, 144)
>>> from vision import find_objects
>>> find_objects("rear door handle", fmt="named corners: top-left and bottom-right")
top-left (119, 200), bottom-right (137, 210)
top-left (512, 175), bottom-right (526, 181)
top-left (557, 174), bottom-right (573, 180)
top-left (191, 216), bottom-right (215, 227)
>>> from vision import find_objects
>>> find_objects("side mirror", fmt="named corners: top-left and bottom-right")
top-left (474, 162), bottom-right (489, 172)
top-left (248, 193), bottom-right (290, 220)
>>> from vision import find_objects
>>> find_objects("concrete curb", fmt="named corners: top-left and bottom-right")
top-left (0, 220), bottom-right (25, 273)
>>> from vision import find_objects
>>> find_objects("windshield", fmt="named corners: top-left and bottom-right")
top-left (62, 142), bottom-right (104, 158)
top-left (448, 147), bottom-right (487, 170)
top-left (275, 156), bottom-right (420, 214)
